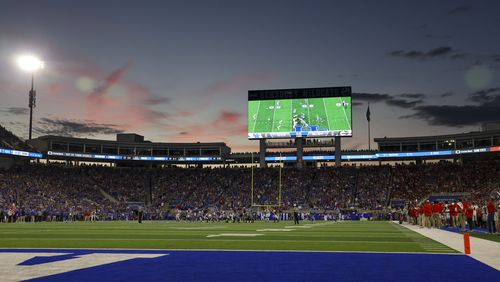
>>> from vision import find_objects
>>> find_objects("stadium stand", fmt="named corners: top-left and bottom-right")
top-left (0, 124), bottom-right (32, 151)
top-left (1, 160), bottom-right (498, 224)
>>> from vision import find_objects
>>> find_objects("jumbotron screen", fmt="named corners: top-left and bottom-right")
top-left (248, 87), bottom-right (352, 139)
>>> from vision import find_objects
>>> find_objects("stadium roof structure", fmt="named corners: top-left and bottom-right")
top-left (375, 129), bottom-right (500, 152)
top-left (1, 129), bottom-right (498, 165)
top-left (27, 134), bottom-right (230, 164)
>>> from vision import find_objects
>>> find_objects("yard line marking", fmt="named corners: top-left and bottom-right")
top-left (172, 227), bottom-right (228, 230)
top-left (0, 248), bottom-right (463, 255)
top-left (323, 98), bottom-right (331, 130)
top-left (0, 238), bottom-right (445, 244)
top-left (339, 97), bottom-right (351, 130)
top-left (306, 99), bottom-right (311, 129)
top-left (252, 100), bottom-right (261, 133)
top-left (206, 234), bottom-right (263, 238)
top-left (256, 229), bottom-right (294, 232)
top-left (271, 100), bottom-right (277, 131)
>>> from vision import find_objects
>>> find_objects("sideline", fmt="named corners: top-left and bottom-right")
top-left (399, 222), bottom-right (500, 270)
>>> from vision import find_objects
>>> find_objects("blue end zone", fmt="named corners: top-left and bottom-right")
top-left (1, 249), bottom-right (497, 282)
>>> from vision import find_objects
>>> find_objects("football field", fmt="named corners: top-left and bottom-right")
top-left (248, 97), bottom-right (352, 135)
top-left (1, 221), bottom-right (499, 282)
top-left (0, 221), bottom-right (454, 252)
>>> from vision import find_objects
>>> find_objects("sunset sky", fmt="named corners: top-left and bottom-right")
top-left (1, 0), bottom-right (499, 151)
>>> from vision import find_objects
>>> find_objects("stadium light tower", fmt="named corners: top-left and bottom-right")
top-left (17, 55), bottom-right (44, 140)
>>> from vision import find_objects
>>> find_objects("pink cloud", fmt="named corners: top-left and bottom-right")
top-left (84, 62), bottom-right (174, 129)
top-left (214, 111), bottom-right (243, 124)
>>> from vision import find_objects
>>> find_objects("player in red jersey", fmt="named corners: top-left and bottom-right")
top-left (432, 202), bottom-right (443, 228)
top-left (486, 198), bottom-right (496, 233)
top-left (466, 202), bottom-right (474, 231)
top-left (460, 199), bottom-right (469, 231)
top-left (449, 202), bottom-right (458, 228)
top-left (423, 200), bottom-right (433, 228)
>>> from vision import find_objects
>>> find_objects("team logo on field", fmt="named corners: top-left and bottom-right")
top-left (0, 251), bottom-right (167, 281)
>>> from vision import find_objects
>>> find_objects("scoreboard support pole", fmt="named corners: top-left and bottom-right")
top-left (296, 137), bottom-right (303, 168)
top-left (335, 137), bottom-right (341, 167)
top-left (259, 139), bottom-right (267, 168)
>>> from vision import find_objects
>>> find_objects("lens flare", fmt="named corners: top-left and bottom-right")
top-left (465, 64), bottom-right (492, 89)
top-left (17, 55), bottom-right (44, 72)
top-left (76, 76), bottom-right (95, 93)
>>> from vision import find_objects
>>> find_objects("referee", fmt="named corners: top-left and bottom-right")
top-left (293, 205), bottom-right (300, 225)
top-left (138, 206), bottom-right (144, 224)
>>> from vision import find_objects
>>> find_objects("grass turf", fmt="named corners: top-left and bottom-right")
top-left (248, 97), bottom-right (351, 134)
top-left (0, 221), bottom-right (457, 253)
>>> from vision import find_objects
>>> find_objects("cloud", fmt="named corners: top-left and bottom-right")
top-left (90, 62), bottom-right (132, 98)
top-left (440, 92), bottom-right (454, 98)
top-left (448, 6), bottom-right (471, 15)
top-left (352, 92), bottom-right (424, 108)
top-left (402, 104), bottom-right (499, 127)
top-left (161, 110), bottom-right (247, 144)
top-left (468, 87), bottom-right (500, 103)
top-left (352, 93), bottom-right (392, 103)
top-left (388, 47), bottom-right (465, 60)
top-left (144, 96), bottom-right (171, 105)
top-left (213, 111), bottom-right (247, 135)
top-left (85, 63), bottom-right (172, 129)
top-left (35, 118), bottom-right (124, 137)
top-left (403, 87), bottom-right (500, 127)
top-left (214, 111), bottom-right (243, 124)
top-left (397, 93), bottom-right (426, 99)
top-left (2, 107), bottom-right (28, 116)
top-left (386, 98), bottom-right (423, 109)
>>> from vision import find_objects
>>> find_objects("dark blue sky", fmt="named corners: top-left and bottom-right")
top-left (1, 0), bottom-right (499, 150)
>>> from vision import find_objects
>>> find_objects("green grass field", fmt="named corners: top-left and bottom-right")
top-left (248, 97), bottom-right (352, 135)
top-left (0, 221), bottom-right (457, 253)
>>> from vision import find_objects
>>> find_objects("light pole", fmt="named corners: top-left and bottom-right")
top-left (17, 55), bottom-right (44, 140)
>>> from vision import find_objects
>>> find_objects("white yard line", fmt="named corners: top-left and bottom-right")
top-left (322, 98), bottom-right (331, 130)
top-left (271, 100), bottom-right (277, 131)
top-left (339, 97), bottom-right (351, 130)
top-left (0, 247), bottom-right (463, 255)
top-left (306, 99), bottom-right (311, 128)
top-left (0, 237), bottom-right (450, 245)
top-left (400, 223), bottom-right (500, 270)
top-left (252, 101), bottom-right (261, 133)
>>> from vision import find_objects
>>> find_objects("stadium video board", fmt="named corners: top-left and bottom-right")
top-left (248, 87), bottom-right (352, 139)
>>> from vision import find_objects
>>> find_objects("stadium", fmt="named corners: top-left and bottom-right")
top-left (1, 1), bottom-right (500, 282)
top-left (1, 89), bottom-right (500, 281)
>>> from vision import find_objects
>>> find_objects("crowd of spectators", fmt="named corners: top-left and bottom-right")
top-left (390, 161), bottom-right (499, 203)
top-left (1, 160), bottom-right (499, 223)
